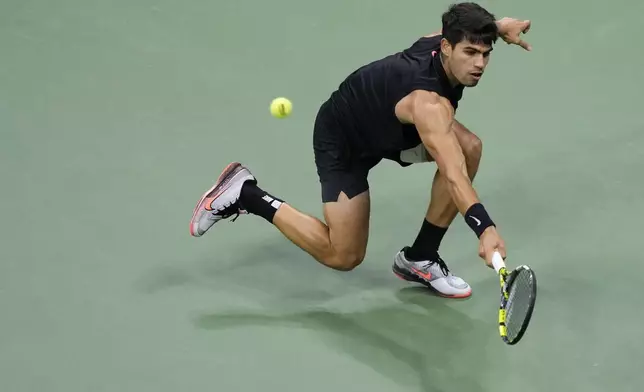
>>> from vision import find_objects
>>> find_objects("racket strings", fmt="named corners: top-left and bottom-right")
top-left (505, 270), bottom-right (536, 340)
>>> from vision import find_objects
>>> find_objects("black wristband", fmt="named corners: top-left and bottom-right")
top-left (464, 203), bottom-right (495, 238)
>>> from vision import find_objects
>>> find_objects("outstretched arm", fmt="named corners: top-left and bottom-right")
top-left (395, 90), bottom-right (507, 264)
top-left (395, 90), bottom-right (505, 266)
top-left (398, 91), bottom-right (479, 214)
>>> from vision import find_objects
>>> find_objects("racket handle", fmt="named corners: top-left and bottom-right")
top-left (492, 251), bottom-right (506, 274)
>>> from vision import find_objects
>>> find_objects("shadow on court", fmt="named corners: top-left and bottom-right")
top-left (137, 237), bottom-right (493, 392)
top-left (138, 234), bottom-right (399, 305)
top-left (194, 287), bottom-right (489, 392)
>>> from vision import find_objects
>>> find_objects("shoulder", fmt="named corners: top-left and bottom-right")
top-left (408, 90), bottom-right (454, 112)
top-left (395, 89), bottom-right (454, 124)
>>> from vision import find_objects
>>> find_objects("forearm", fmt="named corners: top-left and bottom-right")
top-left (429, 16), bottom-right (513, 35)
top-left (441, 165), bottom-right (495, 238)
top-left (431, 18), bottom-right (516, 33)
top-left (419, 125), bottom-right (480, 215)
top-left (419, 125), bottom-right (491, 236)
top-left (442, 165), bottom-right (480, 215)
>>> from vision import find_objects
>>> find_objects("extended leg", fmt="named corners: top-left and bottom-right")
top-left (241, 150), bottom-right (374, 271)
top-left (189, 162), bottom-right (372, 272)
top-left (190, 100), bottom-right (374, 271)
top-left (272, 190), bottom-right (370, 271)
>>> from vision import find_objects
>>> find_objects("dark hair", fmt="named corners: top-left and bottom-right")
top-left (441, 2), bottom-right (498, 46)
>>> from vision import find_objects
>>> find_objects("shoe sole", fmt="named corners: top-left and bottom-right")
top-left (189, 162), bottom-right (244, 237)
top-left (392, 264), bottom-right (472, 299)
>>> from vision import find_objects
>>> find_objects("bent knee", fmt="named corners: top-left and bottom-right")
top-left (463, 135), bottom-right (483, 162)
top-left (325, 250), bottom-right (366, 271)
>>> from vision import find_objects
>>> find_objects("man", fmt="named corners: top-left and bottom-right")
top-left (189, 2), bottom-right (532, 298)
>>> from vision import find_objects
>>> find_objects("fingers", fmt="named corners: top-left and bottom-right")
top-left (478, 229), bottom-right (507, 269)
top-left (524, 41), bottom-right (533, 51)
top-left (522, 20), bottom-right (531, 33)
top-left (511, 37), bottom-right (531, 51)
top-left (480, 246), bottom-right (497, 269)
top-left (520, 20), bottom-right (532, 50)
top-left (504, 20), bottom-right (531, 51)
top-left (497, 244), bottom-right (507, 259)
top-left (478, 244), bottom-right (493, 268)
top-left (480, 243), bottom-right (506, 269)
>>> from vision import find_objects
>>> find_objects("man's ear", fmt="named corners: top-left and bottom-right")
top-left (440, 38), bottom-right (452, 57)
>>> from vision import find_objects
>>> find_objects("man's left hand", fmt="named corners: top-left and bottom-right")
top-left (497, 17), bottom-right (532, 51)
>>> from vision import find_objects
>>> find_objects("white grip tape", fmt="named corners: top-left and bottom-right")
top-left (492, 251), bottom-right (505, 274)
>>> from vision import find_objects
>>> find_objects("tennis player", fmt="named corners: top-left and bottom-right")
top-left (189, 2), bottom-right (532, 298)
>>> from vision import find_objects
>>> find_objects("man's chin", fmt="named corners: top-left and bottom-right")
top-left (463, 74), bottom-right (482, 87)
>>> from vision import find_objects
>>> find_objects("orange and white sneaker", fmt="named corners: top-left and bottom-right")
top-left (189, 162), bottom-right (256, 237)
top-left (392, 247), bottom-right (472, 298)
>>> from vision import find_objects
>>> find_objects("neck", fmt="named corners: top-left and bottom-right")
top-left (439, 53), bottom-right (460, 87)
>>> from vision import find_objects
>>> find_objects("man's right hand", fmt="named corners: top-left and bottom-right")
top-left (478, 226), bottom-right (506, 268)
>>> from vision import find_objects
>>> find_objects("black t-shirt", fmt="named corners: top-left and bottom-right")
top-left (327, 35), bottom-right (465, 160)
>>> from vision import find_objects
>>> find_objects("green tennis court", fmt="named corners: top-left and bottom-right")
top-left (2, 0), bottom-right (643, 391)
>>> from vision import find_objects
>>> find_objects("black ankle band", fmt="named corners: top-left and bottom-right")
top-left (405, 219), bottom-right (448, 261)
top-left (239, 182), bottom-right (283, 223)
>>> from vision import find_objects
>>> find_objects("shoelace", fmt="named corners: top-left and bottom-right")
top-left (435, 256), bottom-right (450, 276)
top-left (417, 256), bottom-right (450, 276)
top-left (212, 200), bottom-right (243, 222)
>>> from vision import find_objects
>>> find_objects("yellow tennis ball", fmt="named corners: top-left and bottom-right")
top-left (270, 97), bottom-right (292, 118)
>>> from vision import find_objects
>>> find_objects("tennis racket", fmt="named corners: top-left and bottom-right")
top-left (491, 251), bottom-right (537, 345)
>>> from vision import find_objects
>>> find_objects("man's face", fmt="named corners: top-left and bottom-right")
top-left (442, 38), bottom-right (493, 87)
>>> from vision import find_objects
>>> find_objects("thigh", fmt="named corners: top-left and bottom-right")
top-left (315, 157), bottom-right (375, 257)
top-left (323, 190), bottom-right (371, 259)
top-left (312, 102), bottom-right (375, 256)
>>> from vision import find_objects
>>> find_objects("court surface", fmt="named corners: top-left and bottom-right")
top-left (2, 0), bottom-right (643, 391)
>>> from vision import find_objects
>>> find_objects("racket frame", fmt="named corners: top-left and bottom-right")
top-left (492, 252), bottom-right (537, 345)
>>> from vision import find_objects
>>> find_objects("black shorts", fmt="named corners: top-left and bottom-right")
top-left (313, 100), bottom-right (381, 203)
